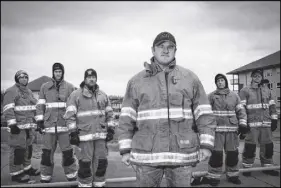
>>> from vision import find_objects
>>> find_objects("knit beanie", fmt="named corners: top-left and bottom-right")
top-left (84, 68), bottom-right (97, 80)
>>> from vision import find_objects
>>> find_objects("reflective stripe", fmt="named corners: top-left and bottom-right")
top-left (68, 122), bottom-right (77, 130)
top-left (247, 103), bottom-right (269, 109)
top-left (263, 164), bottom-right (274, 167)
top-left (41, 174), bottom-right (52, 181)
top-left (44, 127), bottom-right (69, 133)
top-left (215, 126), bottom-right (238, 132)
top-left (236, 103), bottom-right (245, 110)
top-left (17, 123), bottom-right (37, 129)
top-left (37, 99), bottom-right (46, 105)
top-left (240, 100), bottom-right (246, 106)
top-left (137, 108), bottom-right (193, 121)
top-left (130, 151), bottom-right (199, 164)
top-left (93, 181), bottom-right (106, 187)
top-left (107, 121), bottom-right (117, 127)
top-left (194, 105), bottom-right (213, 120)
top-left (206, 172), bottom-right (221, 179)
top-left (66, 171), bottom-right (77, 179)
top-left (199, 134), bottom-right (214, 146)
top-left (46, 102), bottom-right (66, 108)
top-left (23, 165), bottom-right (32, 171)
top-left (213, 110), bottom-right (236, 116)
top-left (66, 105), bottom-right (77, 114)
top-left (14, 105), bottom-right (36, 111)
top-left (248, 122), bottom-right (271, 128)
top-left (226, 171), bottom-right (239, 177)
top-left (79, 133), bottom-right (107, 141)
top-left (120, 107), bottom-right (137, 121)
top-left (3, 103), bottom-right (15, 112)
top-left (78, 182), bottom-right (92, 187)
top-left (10, 169), bottom-right (24, 176)
top-left (7, 119), bottom-right (17, 126)
top-left (269, 100), bottom-right (276, 106)
top-left (239, 119), bottom-right (247, 125)
top-left (119, 139), bottom-right (132, 149)
top-left (77, 110), bottom-right (105, 117)
top-left (35, 115), bottom-right (44, 121)
top-left (105, 106), bottom-right (113, 112)
top-left (242, 163), bottom-right (253, 168)
top-left (271, 114), bottom-right (278, 120)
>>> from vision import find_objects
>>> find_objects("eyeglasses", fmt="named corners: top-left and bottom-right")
top-left (252, 74), bottom-right (262, 78)
top-left (18, 76), bottom-right (28, 79)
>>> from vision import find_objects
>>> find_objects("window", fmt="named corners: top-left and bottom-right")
top-left (278, 97), bottom-right (280, 103)
top-left (277, 83), bottom-right (280, 88)
top-left (270, 83), bottom-right (273, 90)
top-left (277, 68), bottom-right (280, 75)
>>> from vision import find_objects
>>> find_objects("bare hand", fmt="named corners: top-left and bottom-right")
top-left (199, 149), bottom-right (211, 162)
top-left (121, 153), bottom-right (131, 166)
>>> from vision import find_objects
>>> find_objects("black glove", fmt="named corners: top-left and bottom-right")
top-left (239, 133), bottom-right (246, 140)
top-left (10, 124), bottom-right (20, 134)
top-left (271, 119), bottom-right (278, 131)
top-left (36, 121), bottom-right (44, 134)
top-left (238, 125), bottom-right (250, 135)
top-left (70, 130), bottom-right (80, 146)
top-left (106, 127), bottom-right (115, 142)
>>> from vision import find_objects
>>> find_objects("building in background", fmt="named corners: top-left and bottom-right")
top-left (28, 76), bottom-right (53, 99)
top-left (227, 50), bottom-right (280, 115)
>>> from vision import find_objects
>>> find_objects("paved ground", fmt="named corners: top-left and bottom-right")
top-left (1, 127), bottom-right (280, 187)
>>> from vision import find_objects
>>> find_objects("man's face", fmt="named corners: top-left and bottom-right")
top-left (85, 76), bottom-right (97, 87)
top-left (54, 70), bottom-right (63, 81)
top-left (216, 78), bottom-right (226, 89)
top-left (18, 75), bottom-right (28, 86)
top-left (252, 73), bottom-right (262, 84)
top-left (152, 41), bottom-right (176, 65)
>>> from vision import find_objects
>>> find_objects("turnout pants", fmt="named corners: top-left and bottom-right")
top-left (75, 139), bottom-right (108, 187)
top-left (40, 132), bottom-right (77, 182)
top-left (206, 132), bottom-right (240, 180)
top-left (135, 165), bottom-right (192, 187)
top-left (9, 129), bottom-right (35, 177)
top-left (242, 127), bottom-right (274, 168)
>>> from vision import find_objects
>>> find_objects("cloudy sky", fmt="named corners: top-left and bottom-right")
top-left (1, 1), bottom-right (280, 96)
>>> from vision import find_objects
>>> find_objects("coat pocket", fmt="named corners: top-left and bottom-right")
top-left (176, 132), bottom-right (199, 153)
top-left (229, 116), bottom-right (238, 125)
top-left (132, 133), bottom-right (155, 152)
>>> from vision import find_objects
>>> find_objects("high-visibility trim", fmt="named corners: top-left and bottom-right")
top-left (79, 133), bottom-right (107, 141)
top-left (236, 103), bottom-right (245, 110)
top-left (44, 126), bottom-right (69, 133)
top-left (14, 105), bottom-right (36, 111)
top-left (41, 174), bottom-right (52, 181)
top-left (263, 164), bottom-right (274, 167)
top-left (199, 134), bottom-right (214, 146)
top-left (269, 100), bottom-right (276, 106)
top-left (105, 106), bottom-right (113, 112)
top-left (77, 110), bottom-right (105, 117)
top-left (66, 171), bottom-right (77, 179)
top-left (247, 103), bottom-right (269, 109)
top-left (239, 119), bottom-right (247, 125)
top-left (46, 102), bottom-right (66, 108)
top-left (93, 181), bottom-right (106, 187)
top-left (137, 108), bottom-right (193, 121)
top-left (194, 105), bottom-right (213, 120)
top-left (23, 164), bottom-right (32, 171)
top-left (271, 114), bottom-right (278, 120)
top-left (213, 110), bottom-right (236, 116)
top-left (226, 171), bottom-right (239, 177)
top-left (67, 122), bottom-right (77, 130)
top-left (3, 103), bottom-right (15, 112)
top-left (7, 119), bottom-right (17, 126)
top-left (37, 99), bottom-right (46, 105)
top-left (130, 151), bottom-right (199, 164)
top-left (17, 123), bottom-right (37, 129)
top-left (107, 121), bottom-right (117, 127)
top-left (120, 107), bottom-right (137, 121)
top-left (35, 115), bottom-right (44, 121)
top-left (66, 105), bottom-right (77, 114)
top-left (242, 163), bottom-right (253, 168)
top-left (215, 126), bottom-right (238, 132)
top-left (10, 169), bottom-right (24, 176)
top-left (118, 139), bottom-right (132, 149)
top-left (248, 122), bottom-right (271, 128)
top-left (206, 172), bottom-right (221, 179)
top-left (240, 100), bottom-right (246, 106)
top-left (78, 182), bottom-right (92, 187)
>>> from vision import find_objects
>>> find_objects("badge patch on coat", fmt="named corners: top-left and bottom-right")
top-left (172, 76), bottom-right (179, 85)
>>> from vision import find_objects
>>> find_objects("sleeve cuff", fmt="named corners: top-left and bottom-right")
top-left (120, 149), bottom-right (131, 156)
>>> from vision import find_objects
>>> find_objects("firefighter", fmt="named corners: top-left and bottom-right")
top-left (3, 70), bottom-right (40, 183)
top-left (118, 31), bottom-right (216, 187)
top-left (35, 62), bottom-right (77, 183)
top-left (63, 68), bottom-right (115, 187)
top-left (239, 69), bottom-right (279, 177)
top-left (193, 73), bottom-right (248, 186)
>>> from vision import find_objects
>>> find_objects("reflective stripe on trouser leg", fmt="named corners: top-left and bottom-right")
top-left (226, 150), bottom-right (239, 177)
top-left (40, 133), bottom-right (56, 180)
top-left (207, 150), bottom-right (223, 180)
top-left (59, 132), bottom-right (78, 180)
top-left (93, 140), bottom-right (107, 187)
top-left (9, 147), bottom-right (25, 176)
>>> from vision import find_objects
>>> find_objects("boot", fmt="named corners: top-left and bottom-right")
top-left (25, 167), bottom-right (40, 176)
top-left (191, 177), bottom-right (220, 186)
top-left (40, 179), bottom-right (51, 183)
top-left (209, 178), bottom-right (220, 186)
top-left (11, 173), bottom-right (30, 183)
top-left (227, 176), bottom-right (242, 185)
top-left (262, 170), bottom-right (280, 176)
top-left (242, 172), bottom-right (251, 177)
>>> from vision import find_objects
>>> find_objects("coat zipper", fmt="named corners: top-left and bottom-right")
top-left (165, 72), bottom-right (171, 150)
